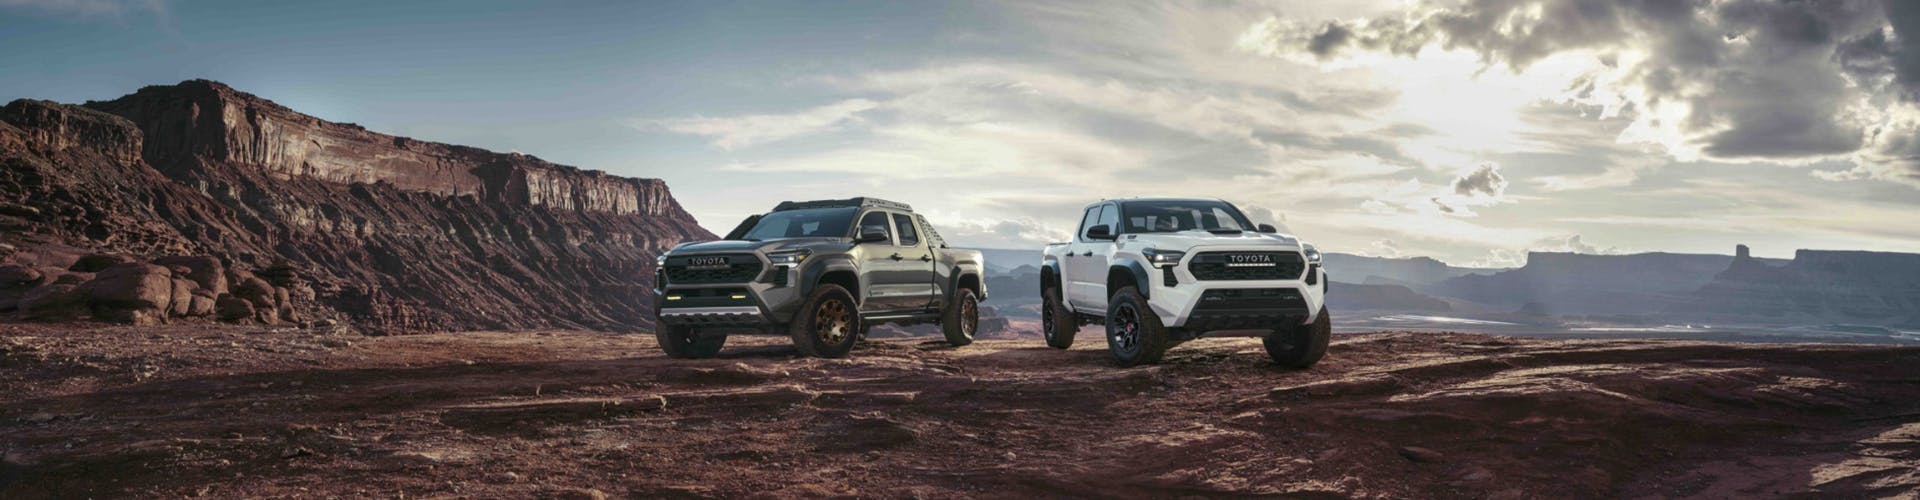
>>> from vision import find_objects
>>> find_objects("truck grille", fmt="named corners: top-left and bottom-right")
top-left (663, 254), bottom-right (764, 284)
top-left (1188, 251), bottom-right (1306, 281)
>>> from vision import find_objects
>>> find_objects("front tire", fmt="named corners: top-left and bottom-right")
top-left (1041, 285), bottom-right (1076, 349)
top-left (790, 284), bottom-right (861, 358)
top-left (941, 288), bottom-right (980, 346)
top-left (657, 325), bottom-right (726, 359)
top-left (1104, 287), bottom-right (1169, 367)
top-left (1264, 307), bottom-right (1331, 369)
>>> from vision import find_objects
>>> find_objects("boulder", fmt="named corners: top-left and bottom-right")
top-left (152, 255), bottom-right (226, 295)
top-left (87, 263), bottom-right (173, 309)
top-left (52, 272), bottom-right (91, 285)
top-left (167, 278), bottom-right (197, 317)
top-left (0, 264), bottom-right (42, 289)
top-left (20, 283), bottom-right (86, 318)
top-left (232, 273), bottom-right (276, 307)
top-left (217, 295), bottom-right (255, 322)
top-left (187, 290), bottom-right (216, 317)
top-left (69, 253), bottom-right (132, 272)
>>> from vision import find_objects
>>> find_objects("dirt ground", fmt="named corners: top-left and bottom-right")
top-left (3, 322), bottom-right (1918, 499)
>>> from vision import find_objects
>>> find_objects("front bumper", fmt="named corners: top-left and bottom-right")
top-left (1148, 247), bottom-right (1327, 330)
top-left (654, 254), bottom-right (809, 328)
top-left (657, 306), bottom-right (768, 326)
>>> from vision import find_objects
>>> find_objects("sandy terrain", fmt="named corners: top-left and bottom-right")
top-left (3, 323), bottom-right (1918, 498)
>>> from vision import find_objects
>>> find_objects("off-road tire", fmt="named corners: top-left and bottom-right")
top-left (657, 325), bottom-right (726, 359)
top-left (941, 288), bottom-right (980, 347)
top-left (1041, 285), bottom-right (1076, 349)
top-left (1104, 287), bottom-right (1170, 367)
top-left (1264, 307), bottom-right (1331, 369)
top-left (790, 284), bottom-right (861, 358)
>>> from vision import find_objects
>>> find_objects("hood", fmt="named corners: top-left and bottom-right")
top-left (670, 237), bottom-right (852, 255)
top-left (1124, 230), bottom-right (1304, 250)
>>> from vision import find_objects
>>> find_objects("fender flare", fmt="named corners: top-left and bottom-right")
top-left (1108, 258), bottom-right (1152, 300)
top-left (799, 256), bottom-right (862, 301)
top-left (946, 267), bottom-right (981, 301)
top-left (1040, 259), bottom-right (1062, 291)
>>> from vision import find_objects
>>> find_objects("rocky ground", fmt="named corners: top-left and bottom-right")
top-left (3, 323), bottom-right (1918, 499)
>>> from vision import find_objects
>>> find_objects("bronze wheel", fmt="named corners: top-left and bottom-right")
top-left (790, 284), bottom-right (861, 358)
top-left (943, 288), bottom-right (979, 347)
top-left (816, 298), bottom-right (852, 344)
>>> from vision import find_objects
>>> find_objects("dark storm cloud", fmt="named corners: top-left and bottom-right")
top-left (1282, 0), bottom-right (1920, 181)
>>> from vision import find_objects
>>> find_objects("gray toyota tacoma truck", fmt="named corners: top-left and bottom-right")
top-left (652, 198), bottom-right (987, 358)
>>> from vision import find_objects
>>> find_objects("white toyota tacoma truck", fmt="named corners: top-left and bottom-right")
top-left (1039, 198), bottom-right (1330, 367)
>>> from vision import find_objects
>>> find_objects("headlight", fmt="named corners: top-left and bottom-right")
top-left (1141, 248), bottom-right (1184, 268)
top-left (655, 254), bottom-right (668, 267)
top-left (767, 250), bottom-right (810, 265)
top-left (1303, 245), bottom-right (1322, 264)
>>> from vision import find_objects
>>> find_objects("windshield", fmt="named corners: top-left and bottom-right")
top-left (739, 207), bottom-right (857, 241)
top-left (1120, 200), bottom-right (1254, 234)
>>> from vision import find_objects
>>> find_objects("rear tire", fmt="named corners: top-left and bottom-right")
top-left (1264, 307), bottom-right (1331, 369)
top-left (1104, 287), bottom-right (1169, 367)
top-left (790, 284), bottom-right (861, 358)
top-left (941, 288), bottom-right (979, 347)
top-left (657, 325), bottom-right (726, 359)
top-left (1041, 285), bottom-right (1076, 349)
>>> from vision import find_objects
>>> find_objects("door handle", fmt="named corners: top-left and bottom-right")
top-left (890, 253), bottom-right (904, 261)
top-left (1080, 251), bottom-right (1092, 257)
top-left (919, 255), bottom-right (932, 262)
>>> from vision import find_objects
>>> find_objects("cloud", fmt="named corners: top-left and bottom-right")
top-left (643, 98), bottom-right (879, 150)
top-left (1363, 239), bottom-right (1404, 258)
top-left (1245, 0), bottom-right (1920, 185)
top-left (935, 216), bottom-right (1068, 249)
top-left (1450, 162), bottom-right (1507, 199)
top-left (0, 0), bottom-right (165, 18)
top-left (1469, 233), bottom-right (1620, 267)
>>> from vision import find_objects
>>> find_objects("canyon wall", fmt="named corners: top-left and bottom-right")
top-left (1670, 245), bottom-right (1920, 326)
top-left (0, 80), bottom-right (714, 332)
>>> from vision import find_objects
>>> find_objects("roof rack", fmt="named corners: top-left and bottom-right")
top-left (772, 197), bottom-right (914, 212)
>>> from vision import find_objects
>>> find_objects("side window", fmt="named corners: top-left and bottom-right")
top-left (1076, 206), bottom-right (1100, 242)
top-left (891, 213), bottom-right (920, 247)
top-left (858, 211), bottom-right (892, 243)
top-left (915, 214), bottom-right (947, 248)
top-left (1096, 203), bottom-right (1119, 234)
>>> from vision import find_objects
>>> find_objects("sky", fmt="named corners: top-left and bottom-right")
top-left (4, 0), bottom-right (1919, 267)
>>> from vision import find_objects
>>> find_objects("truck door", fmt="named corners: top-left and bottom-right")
top-left (891, 213), bottom-right (938, 312)
top-left (855, 211), bottom-right (903, 311)
top-left (1067, 203), bottom-right (1116, 311)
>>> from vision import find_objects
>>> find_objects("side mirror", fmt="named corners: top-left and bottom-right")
top-left (1257, 224), bottom-right (1277, 234)
top-left (857, 226), bottom-right (890, 243)
top-left (1085, 224), bottom-right (1114, 240)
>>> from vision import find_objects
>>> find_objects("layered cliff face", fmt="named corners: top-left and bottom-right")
top-left (1428, 252), bottom-right (1772, 316)
top-left (1, 80), bottom-right (713, 332)
top-left (1672, 247), bottom-right (1920, 326)
top-left (1322, 253), bottom-right (1494, 287)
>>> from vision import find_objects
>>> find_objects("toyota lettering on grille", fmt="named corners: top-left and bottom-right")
top-left (687, 256), bottom-right (730, 269)
top-left (1226, 254), bottom-right (1276, 267)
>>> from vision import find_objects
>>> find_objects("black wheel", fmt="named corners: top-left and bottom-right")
top-left (790, 284), bottom-right (861, 358)
top-left (657, 325), bottom-right (726, 359)
top-left (1041, 285), bottom-right (1076, 349)
top-left (1104, 287), bottom-right (1169, 367)
top-left (1265, 307), bottom-right (1331, 369)
top-left (942, 288), bottom-right (979, 347)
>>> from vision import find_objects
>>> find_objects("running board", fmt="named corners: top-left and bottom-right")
top-left (861, 311), bottom-right (943, 323)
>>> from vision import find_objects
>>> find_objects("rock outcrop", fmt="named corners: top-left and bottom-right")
top-left (0, 80), bottom-right (713, 332)
top-left (1671, 246), bottom-right (1920, 326)
top-left (1427, 251), bottom-right (1782, 316)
